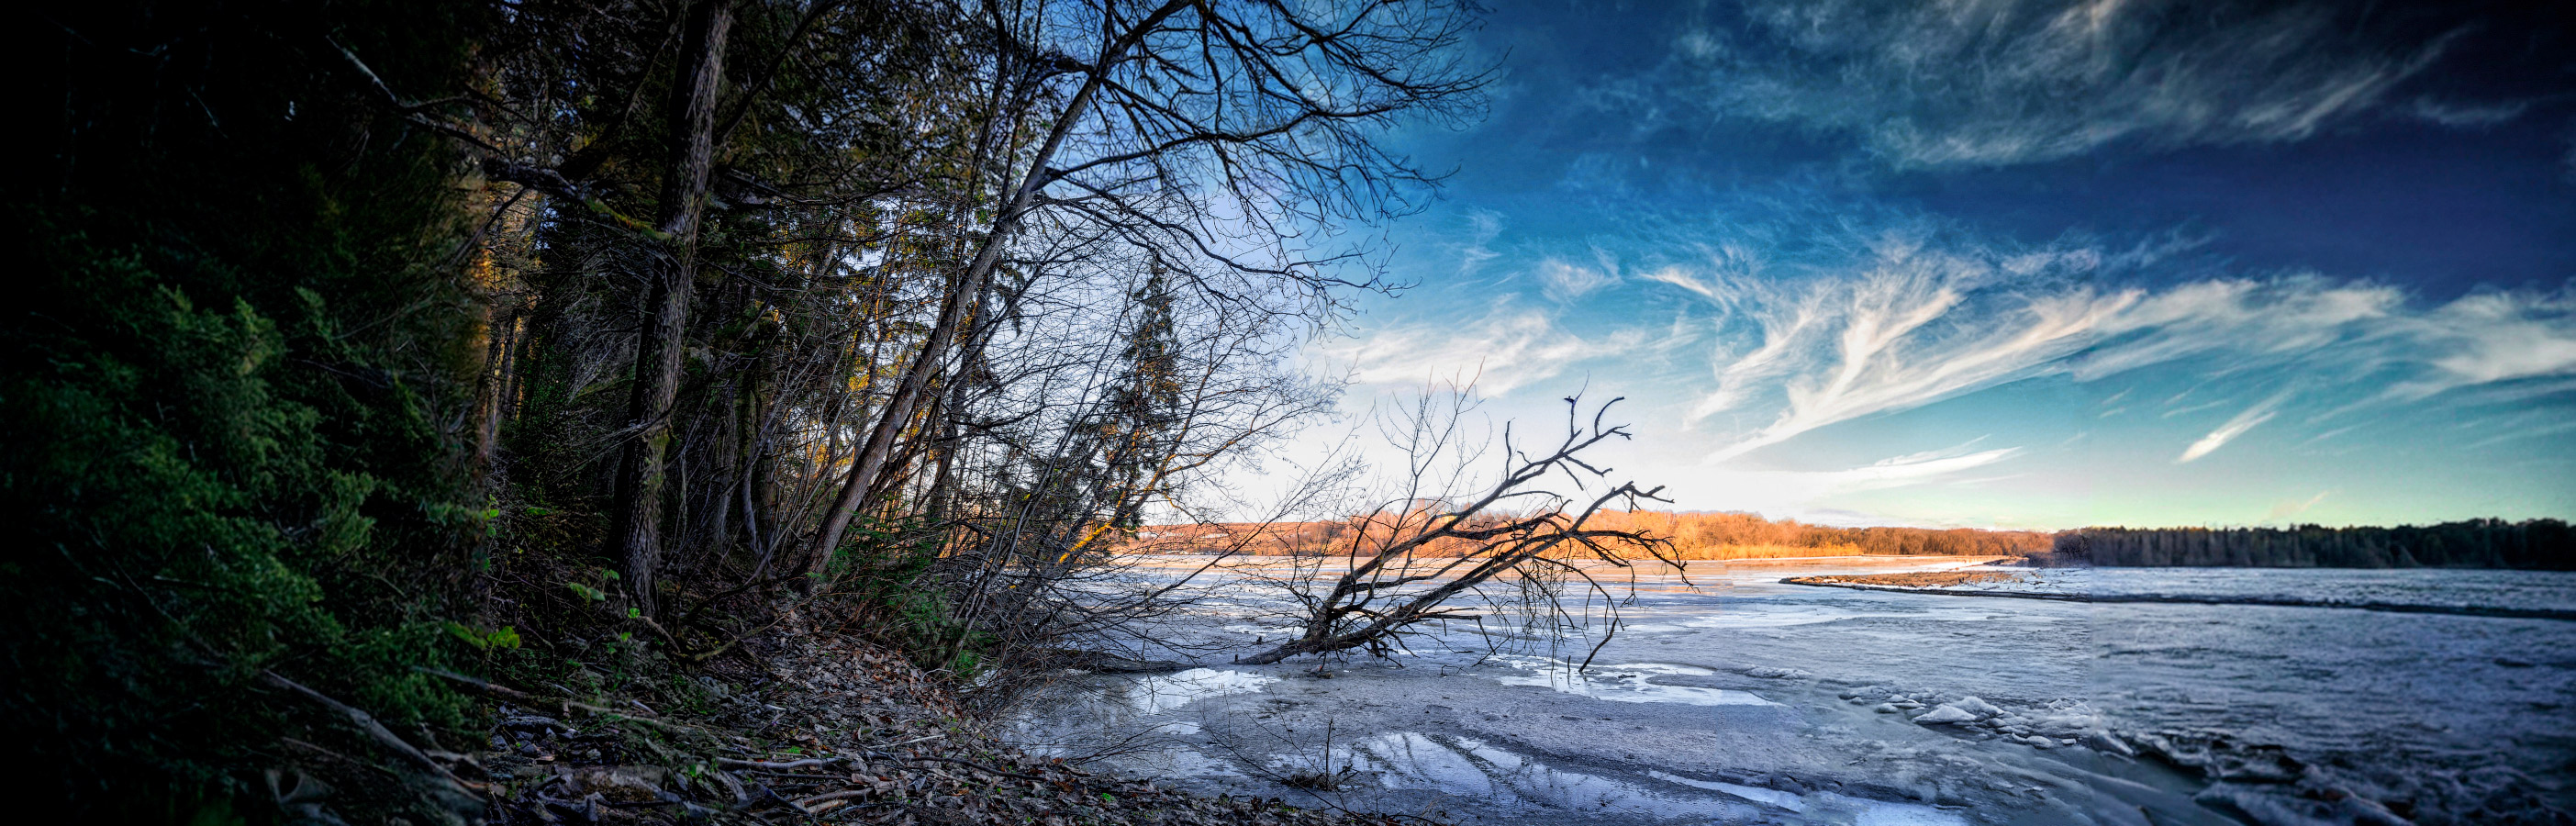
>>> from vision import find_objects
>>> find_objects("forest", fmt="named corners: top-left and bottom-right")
top-left (2049, 519), bottom-right (2576, 569)
top-left (7, 0), bottom-right (1496, 820)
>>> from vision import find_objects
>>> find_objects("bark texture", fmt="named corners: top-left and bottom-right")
top-left (610, 0), bottom-right (735, 614)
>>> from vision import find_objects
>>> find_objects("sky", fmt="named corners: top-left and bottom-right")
top-left (1297, 0), bottom-right (2576, 530)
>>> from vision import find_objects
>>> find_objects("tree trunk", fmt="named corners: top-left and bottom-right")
top-left (799, 0), bottom-right (1199, 574)
top-left (609, 0), bottom-right (733, 616)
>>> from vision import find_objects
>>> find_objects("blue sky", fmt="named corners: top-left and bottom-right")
top-left (1305, 0), bottom-right (2576, 530)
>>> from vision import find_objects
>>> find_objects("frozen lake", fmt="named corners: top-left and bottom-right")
top-left (1001, 557), bottom-right (2576, 825)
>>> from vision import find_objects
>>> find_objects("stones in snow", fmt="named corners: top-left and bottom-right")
top-left (1913, 704), bottom-right (1979, 724)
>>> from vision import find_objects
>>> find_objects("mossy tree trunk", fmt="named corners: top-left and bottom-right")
top-left (610, 0), bottom-right (735, 616)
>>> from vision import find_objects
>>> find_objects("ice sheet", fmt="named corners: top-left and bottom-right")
top-left (1484, 656), bottom-right (1784, 707)
top-left (1005, 560), bottom-right (2576, 825)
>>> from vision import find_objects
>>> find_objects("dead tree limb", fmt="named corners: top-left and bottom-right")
top-left (1240, 393), bottom-right (1673, 665)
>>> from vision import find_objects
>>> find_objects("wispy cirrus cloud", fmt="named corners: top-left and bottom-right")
top-left (2179, 393), bottom-right (2289, 463)
top-left (1665, 228), bottom-right (2141, 461)
top-left (2403, 96), bottom-right (2533, 128)
top-left (2065, 275), bottom-right (2404, 381)
top-left (1690, 440), bottom-right (2024, 518)
top-left (1323, 299), bottom-right (1646, 396)
top-left (1676, 0), bottom-right (2464, 167)
top-left (1537, 251), bottom-right (1622, 302)
top-left (2389, 287), bottom-right (2576, 398)
top-left (1651, 218), bottom-right (2576, 464)
top-left (1450, 209), bottom-right (1505, 280)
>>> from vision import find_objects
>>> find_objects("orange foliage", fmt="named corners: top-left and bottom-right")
top-left (1125, 510), bottom-right (2050, 559)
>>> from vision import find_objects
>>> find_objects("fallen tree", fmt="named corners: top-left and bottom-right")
top-left (1239, 391), bottom-right (1676, 666)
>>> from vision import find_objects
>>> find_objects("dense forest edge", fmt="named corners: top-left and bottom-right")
top-left (6, 1), bottom-right (2572, 823)
top-left (1136, 513), bottom-right (2576, 568)
top-left (7, 0), bottom-right (1493, 821)
top-left (2047, 519), bottom-right (2576, 569)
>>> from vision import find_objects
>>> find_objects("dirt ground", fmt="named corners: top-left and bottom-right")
top-left (461, 608), bottom-right (1410, 826)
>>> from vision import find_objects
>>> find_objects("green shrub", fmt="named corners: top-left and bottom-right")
top-left (4, 0), bottom-right (489, 816)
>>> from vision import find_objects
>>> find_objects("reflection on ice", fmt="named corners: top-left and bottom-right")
top-left (1648, 770), bottom-right (1802, 809)
top-left (1645, 770), bottom-right (1968, 825)
top-left (1801, 792), bottom-right (1970, 826)
top-left (1331, 731), bottom-right (1761, 820)
top-left (1321, 731), bottom-right (1968, 825)
top-left (1343, 732), bottom-right (1495, 795)
top-left (1487, 657), bottom-right (1782, 707)
top-left (1126, 668), bottom-right (1275, 715)
top-left (1121, 743), bottom-right (1244, 779)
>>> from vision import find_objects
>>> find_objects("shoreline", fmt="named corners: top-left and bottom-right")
top-left (1120, 553), bottom-right (2012, 570)
top-left (1781, 574), bottom-right (2576, 621)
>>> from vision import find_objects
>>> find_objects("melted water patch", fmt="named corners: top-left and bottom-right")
top-left (1126, 668), bottom-right (1277, 716)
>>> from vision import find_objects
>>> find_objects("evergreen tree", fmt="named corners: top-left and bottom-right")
top-left (1097, 265), bottom-right (1185, 531)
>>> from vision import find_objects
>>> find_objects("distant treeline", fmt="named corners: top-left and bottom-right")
top-left (1143, 513), bottom-right (2576, 568)
top-left (2051, 519), bottom-right (2576, 569)
top-left (1138, 510), bottom-right (2053, 560)
top-left (1596, 511), bottom-right (2053, 558)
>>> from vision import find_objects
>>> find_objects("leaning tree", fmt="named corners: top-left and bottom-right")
top-left (799, 0), bottom-right (1492, 578)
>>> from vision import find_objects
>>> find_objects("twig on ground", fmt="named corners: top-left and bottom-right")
top-left (263, 671), bottom-right (475, 791)
top-left (871, 731), bottom-right (944, 750)
top-left (414, 665), bottom-right (707, 736)
top-left (280, 736), bottom-right (401, 778)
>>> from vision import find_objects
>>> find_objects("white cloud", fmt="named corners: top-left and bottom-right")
top-left (1453, 209), bottom-right (1504, 279)
top-left (2460, 416), bottom-right (2576, 451)
top-left (1682, 0), bottom-right (2462, 167)
top-left (2387, 287), bottom-right (2576, 398)
top-left (2159, 398), bottom-right (2229, 419)
top-left (2178, 393), bottom-right (2287, 463)
top-left (1683, 230), bottom-right (2130, 461)
top-left (1324, 300), bottom-right (1647, 396)
top-left (1537, 255), bottom-right (1620, 302)
top-left (1647, 220), bottom-right (2576, 464)
top-left (2070, 275), bottom-right (2403, 379)
top-left (1690, 442), bottom-right (2025, 516)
